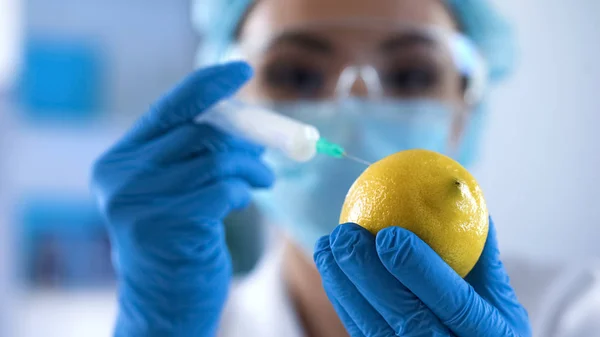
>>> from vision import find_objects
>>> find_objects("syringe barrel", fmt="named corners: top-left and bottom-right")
top-left (196, 100), bottom-right (320, 162)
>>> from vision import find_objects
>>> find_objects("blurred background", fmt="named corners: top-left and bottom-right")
top-left (0, 0), bottom-right (598, 336)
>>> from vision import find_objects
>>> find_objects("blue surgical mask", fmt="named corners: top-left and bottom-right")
top-left (252, 98), bottom-right (484, 254)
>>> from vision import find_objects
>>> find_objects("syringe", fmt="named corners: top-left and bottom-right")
top-left (195, 99), bottom-right (370, 165)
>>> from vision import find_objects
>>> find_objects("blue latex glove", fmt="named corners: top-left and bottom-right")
top-left (91, 62), bottom-right (274, 336)
top-left (314, 218), bottom-right (531, 337)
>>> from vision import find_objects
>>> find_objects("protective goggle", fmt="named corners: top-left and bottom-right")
top-left (223, 20), bottom-right (487, 108)
top-left (217, 20), bottom-right (488, 161)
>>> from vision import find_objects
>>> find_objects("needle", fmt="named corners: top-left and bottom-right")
top-left (343, 153), bottom-right (372, 166)
top-left (316, 138), bottom-right (371, 166)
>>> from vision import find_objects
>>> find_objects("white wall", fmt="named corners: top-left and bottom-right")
top-left (476, 0), bottom-right (600, 263)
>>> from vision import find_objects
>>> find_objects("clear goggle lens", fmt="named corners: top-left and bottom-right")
top-left (225, 21), bottom-right (486, 107)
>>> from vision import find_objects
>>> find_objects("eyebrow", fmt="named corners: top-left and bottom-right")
top-left (379, 33), bottom-right (437, 52)
top-left (266, 32), bottom-right (333, 54)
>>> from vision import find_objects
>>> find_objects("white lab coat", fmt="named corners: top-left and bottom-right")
top-left (218, 238), bottom-right (600, 337)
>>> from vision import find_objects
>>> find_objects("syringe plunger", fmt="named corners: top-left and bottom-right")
top-left (196, 100), bottom-right (320, 162)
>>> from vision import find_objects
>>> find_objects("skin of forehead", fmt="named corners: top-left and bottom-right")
top-left (239, 0), bottom-right (459, 45)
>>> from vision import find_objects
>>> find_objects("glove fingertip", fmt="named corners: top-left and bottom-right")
top-left (314, 235), bottom-right (331, 255)
top-left (313, 236), bottom-right (334, 268)
top-left (375, 226), bottom-right (414, 252)
top-left (479, 215), bottom-right (501, 259)
top-left (217, 179), bottom-right (252, 211)
top-left (191, 62), bottom-right (254, 114)
top-left (487, 215), bottom-right (498, 241)
top-left (255, 163), bottom-right (276, 189)
top-left (339, 222), bottom-right (364, 231)
top-left (330, 223), bottom-right (354, 240)
top-left (330, 223), bottom-right (371, 252)
top-left (241, 157), bottom-right (275, 189)
top-left (221, 61), bottom-right (254, 82)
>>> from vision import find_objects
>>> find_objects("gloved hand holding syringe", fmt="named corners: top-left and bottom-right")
top-left (196, 99), bottom-right (371, 165)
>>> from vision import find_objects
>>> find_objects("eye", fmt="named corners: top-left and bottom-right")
top-left (381, 66), bottom-right (439, 96)
top-left (262, 61), bottom-right (326, 98)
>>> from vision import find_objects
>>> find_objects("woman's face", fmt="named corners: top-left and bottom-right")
top-left (236, 0), bottom-right (464, 104)
top-left (235, 1), bottom-right (478, 256)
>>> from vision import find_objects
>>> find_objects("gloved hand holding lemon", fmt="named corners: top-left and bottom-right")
top-left (314, 149), bottom-right (531, 337)
top-left (340, 149), bottom-right (488, 277)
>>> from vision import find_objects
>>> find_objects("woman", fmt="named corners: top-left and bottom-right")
top-left (91, 0), bottom-right (599, 336)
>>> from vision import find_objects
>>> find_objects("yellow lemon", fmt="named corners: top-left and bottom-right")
top-left (339, 149), bottom-right (488, 277)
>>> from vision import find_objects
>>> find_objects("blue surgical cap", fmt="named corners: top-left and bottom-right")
top-left (193, 0), bottom-right (516, 83)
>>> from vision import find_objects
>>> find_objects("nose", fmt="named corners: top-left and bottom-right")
top-left (335, 66), bottom-right (383, 99)
top-left (349, 77), bottom-right (369, 97)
